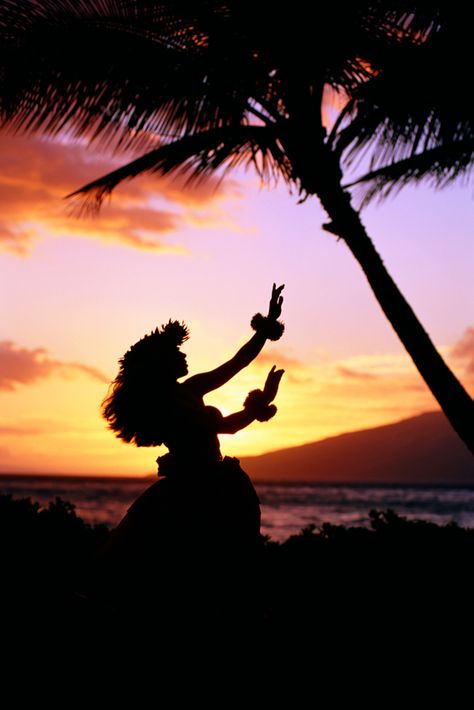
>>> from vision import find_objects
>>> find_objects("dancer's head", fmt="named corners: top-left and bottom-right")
top-left (119, 320), bottom-right (189, 381)
top-left (102, 320), bottom-right (189, 446)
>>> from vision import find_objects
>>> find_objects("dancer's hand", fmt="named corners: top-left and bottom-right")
top-left (267, 283), bottom-right (284, 321)
top-left (263, 365), bottom-right (285, 403)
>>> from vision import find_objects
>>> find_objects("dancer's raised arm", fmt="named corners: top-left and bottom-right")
top-left (184, 284), bottom-right (284, 395)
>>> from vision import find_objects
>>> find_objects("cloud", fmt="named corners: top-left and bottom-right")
top-left (254, 348), bottom-right (313, 384)
top-left (255, 349), bottom-right (305, 369)
top-left (316, 336), bottom-right (473, 417)
top-left (0, 133), bottom-right (240, 254)
top-left (0, 341), bottom-right (109, 391)
top-left (0, 425), bottom-right (42, 435)
top-left (251, 336), bottom-right (473, 413)
top-left (451, 327), bottom-right (474, 377)
top-left (0, 417), bottom-right (85, 436)
top-left (336, 366), bottom-right (378, 380)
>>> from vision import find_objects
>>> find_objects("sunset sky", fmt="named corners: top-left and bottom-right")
top-left (0, 131), bottom-right (473, 476)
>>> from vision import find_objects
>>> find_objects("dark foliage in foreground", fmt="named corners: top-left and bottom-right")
top-left (1, 492), bottom-right (473, 601)
top-left (2, 493), bottom-right (473, 682)
top-left (0, 493), bottom-right (108, 589)
top-left (266, 509), bottom-right (474, 631)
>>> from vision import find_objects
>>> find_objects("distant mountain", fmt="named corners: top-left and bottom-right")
top-left (240, 412), bottom-right (474, 483)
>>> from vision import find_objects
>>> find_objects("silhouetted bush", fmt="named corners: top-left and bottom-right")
top-left (0, 493), bottom-right (109, 611)
top-left (2, 494), bottom-right (473, 663)
top-left (259, 507), bottom-right (474, 645)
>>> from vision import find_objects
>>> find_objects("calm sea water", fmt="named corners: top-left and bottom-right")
top-left (1, 475), bottom-right (474, 542)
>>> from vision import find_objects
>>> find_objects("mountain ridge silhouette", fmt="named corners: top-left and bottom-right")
top-left (241, 411), bottom-right (474, 483)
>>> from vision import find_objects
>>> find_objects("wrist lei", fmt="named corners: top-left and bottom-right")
top-left (250, 313), bottom-right (284, 341)
top-left (243, 389), bottom-right (277, 422)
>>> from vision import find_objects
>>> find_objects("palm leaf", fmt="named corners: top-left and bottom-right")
top-left (345, 139), bottom-right (474, 205)
top-left (1, 1), bottom-right (426, 147)
top-left (67, 124), bottom-right (292, 211)
top-left (0, 1), bottom-right (266, 150)
top-left (334, 3), bottom-right (473, 202)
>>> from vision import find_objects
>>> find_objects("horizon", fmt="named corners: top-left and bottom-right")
top-left (2, 476), bottom-right (473, 487)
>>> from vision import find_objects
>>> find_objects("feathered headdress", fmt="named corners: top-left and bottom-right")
top-left (102, 320), bottom-right (190, 447)
top-left (119, 320), bottom-right (189, 371)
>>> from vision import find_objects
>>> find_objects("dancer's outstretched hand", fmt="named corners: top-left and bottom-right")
top-left (267, 283), bottom-right (284, 321)
top-left (263, 365), bottom-right (285, 403)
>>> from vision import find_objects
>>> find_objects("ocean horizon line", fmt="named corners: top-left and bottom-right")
top-left (1, 471), bottom-right (474, 489)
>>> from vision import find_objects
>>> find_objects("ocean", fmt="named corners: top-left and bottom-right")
top-left (2, 474), bottom-right (474, 541)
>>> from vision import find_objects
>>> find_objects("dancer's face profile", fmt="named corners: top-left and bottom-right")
top-left (171, 348), bottom-right (188, 379)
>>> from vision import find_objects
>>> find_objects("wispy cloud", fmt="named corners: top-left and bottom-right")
top-left (253, 348), bottom-right (313, 385)
top-left (0, 416), bottom-right (89, 436)
top-left (451, 327), bottom-right (474, 377)
top-left (336, 366), bottom-right (378, 380)
top-left (0, 341), bottom-right (109, 391)
top-left (255, 348), bottom-right (304, 369)
top-left (0, 425), bottom-right (42, 435)
top-left (0, 133), bottom-right (240, 254)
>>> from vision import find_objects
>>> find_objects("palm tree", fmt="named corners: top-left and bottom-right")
top-left (1, 1), bottom-right (472, 451)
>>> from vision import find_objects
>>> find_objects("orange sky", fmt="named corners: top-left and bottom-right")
top-left (0, 133), bottom-right (473, 475)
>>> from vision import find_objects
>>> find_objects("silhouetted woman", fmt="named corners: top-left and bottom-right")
top-left (93, 284), bottom-right (284, 630)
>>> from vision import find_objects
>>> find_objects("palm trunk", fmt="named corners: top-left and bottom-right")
top-left (316, 172), bottom-right (474, 454)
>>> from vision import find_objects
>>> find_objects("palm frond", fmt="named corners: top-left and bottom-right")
top-left (1, 1), bottom-right (436, 150)
top-left (345, 139), bottom-right (474, 205)
top-left (67, 124), bottom-right (292, 212)
top-left (334, 3), bottom-right (473, 202)
top-left (0, 1), bottom-right (269, 151)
